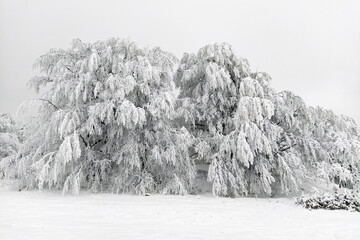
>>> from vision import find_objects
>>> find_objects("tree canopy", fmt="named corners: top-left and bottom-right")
top-left (1, 39), bottom-right (359, 197)
top-left (3, 38), bottom-right (195, 194)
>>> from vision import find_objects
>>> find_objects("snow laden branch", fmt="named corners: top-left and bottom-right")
top-left (0, 113), bottom-right (22, 179)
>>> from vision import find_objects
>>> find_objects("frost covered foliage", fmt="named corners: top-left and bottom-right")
top-left (175, 43), bottom-right (360, 197)
top-left (175, 43), bottom-right (287, 197)
top-left (274, 91), bottom-right (360, 191)
top-left (0, 113), bottom-right (21, 178)
top-left (2, 40), bottom-right (359, 197)
top-left (310, 107), bottom-right (360, 186)
top-left (296, 190), bottom-right (360, 212)
top-left (5, 38), bottom-right (195, 194)
top-left (0, 113), bottom-right (20, 158)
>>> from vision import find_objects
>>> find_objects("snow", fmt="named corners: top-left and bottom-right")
top-left (1, 187), bottom-right (359, 240)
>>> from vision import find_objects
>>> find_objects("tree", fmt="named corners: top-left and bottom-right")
top-left (0, 113), bottom-right (20, 158)
top-left (273, 91), bottom-right (360, 191)
top-left (309, 106), bottom-right (360, 187)
top-left (272, 91), bottom-right (320, 193)
top-left (5, 38), bottom-right (195, 194)
top-left (0, 113), bottom-right (21, 178)
top-left (175, 43), bottom-right (286, 196)
top-left (2, 39), bottom-right (359, 197)
top-left (175, 43), bottom-right (360, 197)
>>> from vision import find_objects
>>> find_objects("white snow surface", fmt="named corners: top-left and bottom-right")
top-left (1, 186), bottom-right (359, 239)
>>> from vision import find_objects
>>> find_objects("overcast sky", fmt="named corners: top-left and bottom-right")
top-left (0, 0), bottom-right (359, 125)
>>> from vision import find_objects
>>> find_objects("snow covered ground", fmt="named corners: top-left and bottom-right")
top-left (1, 187), bottom-right (359, 239)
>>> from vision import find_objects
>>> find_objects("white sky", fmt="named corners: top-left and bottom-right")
top-left (0, 0), bottom-right (359, 125)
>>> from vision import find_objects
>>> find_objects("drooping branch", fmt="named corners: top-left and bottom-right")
top-left (38, 98), bottom-right (59, 110)
top-left (79, 134), bottom-right (88, 147)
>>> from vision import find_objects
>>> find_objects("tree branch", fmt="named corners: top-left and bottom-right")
top-left (37, 98), bottom-right (59, 110)
top-left (79, 134), bottom-right (88, 147)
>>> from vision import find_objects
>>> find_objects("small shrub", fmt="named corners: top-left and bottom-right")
top-left (296, 191), bottom-right (360, 212)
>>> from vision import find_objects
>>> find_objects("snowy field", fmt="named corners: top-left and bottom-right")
top-left (1, 187), bottom-right (359, 240)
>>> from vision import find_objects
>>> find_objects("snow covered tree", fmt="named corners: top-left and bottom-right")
top-left (175, 43), bottom-right (360, 197)
top-left (2, 39), bottom-right (359, 197)
top-left (0, 113), bottom-right (21, 178)
top-left (309, 107), bottom-right (360, 188)
top-left (273, 91), bottom-right (360, 191)
top-left (5, 38), bottom-right (195, 194)
top-left (175, 43), bottom-right (286, 197)
top-left (272, 91), bottom-right (319, 192)
top-left (0, 113), bottom-right (20, 158)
